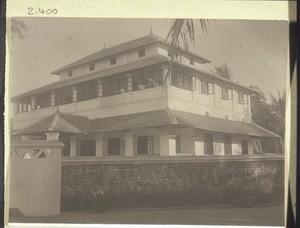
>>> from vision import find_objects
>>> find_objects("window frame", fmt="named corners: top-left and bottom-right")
top-left (110, 57), bottom-right (117, 65)
top-left (138, 49), bottom-right (146, 58)
top-left (89, 63), bottom-right (95, 71)
top-left (67, 70), bottom-right (73, 77)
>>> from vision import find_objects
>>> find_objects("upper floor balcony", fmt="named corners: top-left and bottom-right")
top-left (12, 82), bottom-right (252, 131)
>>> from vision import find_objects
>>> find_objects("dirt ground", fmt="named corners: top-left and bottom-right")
top-left (9, 201), bottom-right (284, 226)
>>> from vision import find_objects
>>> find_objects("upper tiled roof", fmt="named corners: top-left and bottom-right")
top-left (51, 34), bottom-right (210, 74)
top-left (14, 110), bottom-right (89, 135)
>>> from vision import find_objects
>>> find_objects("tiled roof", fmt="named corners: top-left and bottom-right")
top-left (87, 109), bottom-right (280, 138)
top-left (11, 56), bottom-right (169, 102)
top-left (52, 34), bottom-right (210, 74)
top-left (14, 109), bottom-right (279, 138)
top-left (14, 110), bottom-right (89, 135)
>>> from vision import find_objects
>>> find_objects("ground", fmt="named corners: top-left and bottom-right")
top-left (10, 200), bottom-right (284, 226)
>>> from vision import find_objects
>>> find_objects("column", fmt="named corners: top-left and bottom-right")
top-left (97, 79), bottom-right (103, 97)
top-left (195, 78), bottom-right (201, 93)
top-left (30, 96), bottom-right (36, 110)
top-left (70, 135), bottom-right (77, 157)
top-left (191, 76), bottom-right (196, 91)
top-left (194, 133), bottom-right (204, 156)
top-left (50, 91), bottom-right (55, 106)
top-left (72, 86), bottom-right (78, 102)
top-left (126, 74), bottom-right (132, 92)
top-left (159, 134), bottom-right (176, 156)
top-left (124, 132), bottom-right (134, 156)
top-left (248, 139), bottom-right (254, 155)
top-left (162, 66), bottom-right (170, 86)
top-left (95, 133), bottom-right (106, 157)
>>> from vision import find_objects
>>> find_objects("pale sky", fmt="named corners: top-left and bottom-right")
top-left (10, 18), bottom-right (288, 101)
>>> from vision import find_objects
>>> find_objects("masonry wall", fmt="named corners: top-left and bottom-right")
top-left (61, 156), bottom-right (284, 212)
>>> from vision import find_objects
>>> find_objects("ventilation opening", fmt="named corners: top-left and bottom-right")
top-left (37, 152), bottom-right (47, 159)
top-left (22, 152), bottom-right (31, 159)
top-left (205, 111), bottom-right (209, 116)
top-left (225, 115), bottom-right (228, 120)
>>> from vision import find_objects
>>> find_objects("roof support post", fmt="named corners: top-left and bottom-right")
top-left (162, 66), bottom-right (170, 86)
top-left (30, 96), bottom-right (36, 110)
top-left (158, 133), bottom-right (176, 156)
top-left (70, 135), bottom-right (78, 157)
top-left (72, 86), bottom-right (77, 102)
top-left (95, 133), bottom-right (107, 156)
top-left (124, 131), bottom-right (134, 156)
top-left (97, 79), bottom-right (103, 97)
top-left (50, 91), bottom-right (55, 106)
top-left (126, 74), bottom-right (133, 92)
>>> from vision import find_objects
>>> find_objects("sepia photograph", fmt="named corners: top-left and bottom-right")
top-left (7, 17), bottom-right (288, 227)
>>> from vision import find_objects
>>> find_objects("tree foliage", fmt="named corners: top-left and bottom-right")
top-left (212, 63), bottom-right (232, 80)
top-left (251, 89), bottom-right (286, 154)
top-left (11, 19), bottom-right (28, 40)
top-left (166, 19), bottom-right (211, 62)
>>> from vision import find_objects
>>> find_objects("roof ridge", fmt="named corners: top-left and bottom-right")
top-left (48, 113), bottom-right (60, 131)
top-left (13, 112), bottom-right (56, 135)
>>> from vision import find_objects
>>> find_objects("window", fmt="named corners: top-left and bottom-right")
top-left (35, 92), bottom-right (51, 109)
top-left (138, 49), bottom-right (145, 57)
top-left (55, 87), bottom-right (73, 105)
top-left (201, 81), bottom-right (208, 94)
top-left (80, 140), bottom-right (96, 156)
top-left (208, 82), bottom-right (214, 94)
top-left (77, 80), bottom-right (98, 101)
top-left (241, 140), bottom-right (248, 155)
top-left (243, 94), bottom-right (248, 104)
top-left (110, 57), bottom-right (117, 65)
top-left (224, 135), bottom-right (232, 155)
top-left (238, 92), bottom-right (243, 104)
top-left (190, 58), bottom-right (194, 65)
top-left (67, 70), bottom-right (73, 77)
top-left (108, 138), bottom-right (120, 155)
top-left (89, 63), bottom-right (95, 71)
top-left (137, 136), bottom-right (153, 155)
top-left (221, 88), bottom-right (233, 100)
top-left (171, 68), bottom-right (193, 90)
top-left (203, 133), bottom-right (213, 155)
top-left (238, 93), bottom-right (248, 104)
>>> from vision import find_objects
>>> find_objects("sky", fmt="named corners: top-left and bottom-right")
top-left (10, 18), bottom-right (289, 101)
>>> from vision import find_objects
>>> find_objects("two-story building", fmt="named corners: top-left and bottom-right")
top-left (11, 33), bottom-right (279, 158)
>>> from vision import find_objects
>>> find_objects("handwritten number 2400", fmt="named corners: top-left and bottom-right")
top-left (28, 7), bottom-right (58, 15)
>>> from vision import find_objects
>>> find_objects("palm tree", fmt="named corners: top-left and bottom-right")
top-left (166, 19), bottom-right (211, 61)
top-left (211, 63), bottom-right (232, 80)
top-left (11, 19), bottom-right (28, 40)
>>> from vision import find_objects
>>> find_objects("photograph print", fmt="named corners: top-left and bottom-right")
top-left (8, 18), bottom-right (288, 226)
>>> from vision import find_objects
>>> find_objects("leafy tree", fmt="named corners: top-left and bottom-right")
top-left (251, 89), bottom-right (286, 154)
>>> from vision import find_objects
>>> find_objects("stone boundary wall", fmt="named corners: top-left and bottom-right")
top-left (61, 156), bottom-right (284, 212)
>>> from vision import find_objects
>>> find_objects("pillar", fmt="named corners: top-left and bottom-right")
top-left (97, 79), bottom-right (103, 97)
top-left (248, 139), bottom-right (254, 155)
top-left (30, 96), bottom-right (36, 110)
top-left (126, 74), bottom-right (133, 92)
top-left (70, 135), bottom-right (77, 157)
top-left (95, 133), bottom-right (107, 156)
top-left (72, 86), bottom-right (77, 102)
top-left (159, 134), bottom-right (176, 156)
top-left (162, 66), bottom-right (170, 86)
top-left (124, 132), bottom-right (134, 156)
top-left (50, 91), bottom-right (55, 106)
top-left (194, 134), bottom-right (204, 156)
